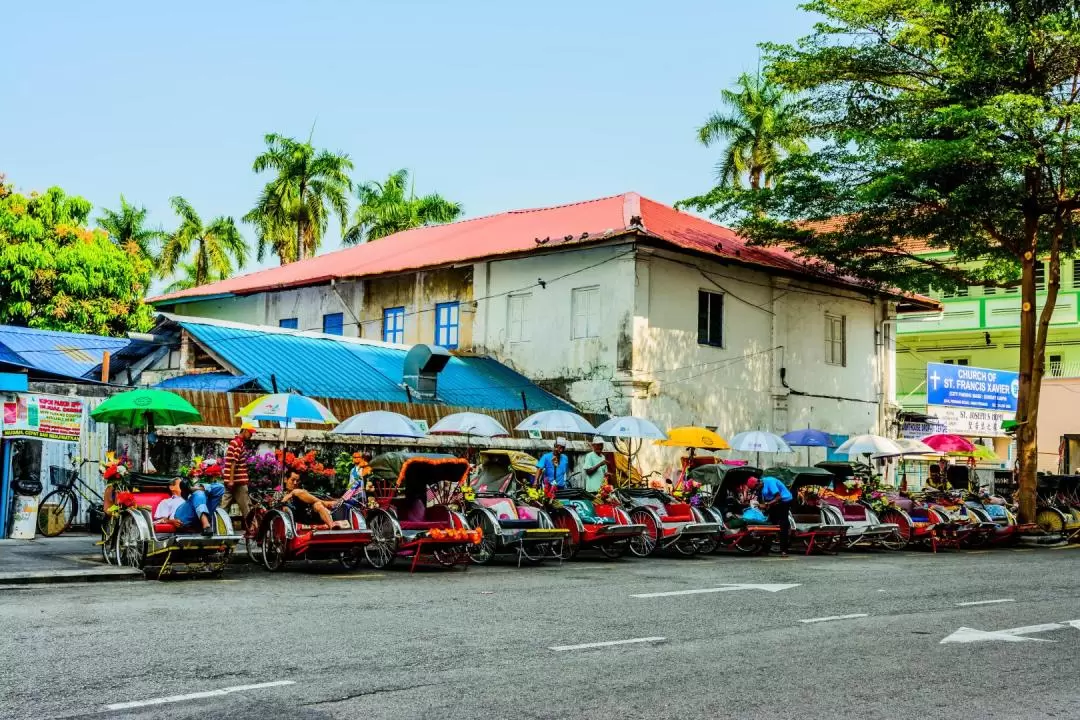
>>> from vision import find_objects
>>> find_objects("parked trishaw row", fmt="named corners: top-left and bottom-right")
top-left (95, 450), bottom-right (1055, 579)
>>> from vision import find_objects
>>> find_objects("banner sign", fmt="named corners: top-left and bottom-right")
top-left (927, 405), bottom-right (1014, 437)
top-left (901, 420), bottom-right (948, 439)
top-left (926, 362), bottom-right (1019, 411)
top-left (2, 394), bottom-right (83, 442)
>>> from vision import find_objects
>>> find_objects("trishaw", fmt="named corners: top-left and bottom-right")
top-left (107, 475), bottom-right (242, 579)
top-left (769, 466), bottom-right (898, 550)
top-left (613, 487), bottom-right (719, 557)
top-left (551, 488), bottom-right (646, 559)
top-left (920, 487), bottom-right (996, 548)
top-left (874, 493), bottom-right (951, 551)
top-left (1035, 474), bottom-right (1080, 542)
top-left (463, 450), bottom-right (570, 565)
top-left (363, 452), bottom-right (481, 572)
top-left (685, 463), bottom-right (782, 555)
top-left (247, 488), bottom-right (373, 572)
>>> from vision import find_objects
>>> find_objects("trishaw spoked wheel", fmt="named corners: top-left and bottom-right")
top-left (244, 509), bottom-right (264, 566)
top-left (115, 515), bottom-right (146, 570)
top-left (432, 547), bottom-right (460, 567)
top-left (878, 527), bottom-right (907, 551)
top-left (598, 540), bottom-right (628, 559)
top-left (339, 547), bottom-right (364, 571)
top-left (466, 510), bottom-right (496, 565)
top-left (261, 515), bottom-right (288, 572)
top-left (695, 535), bottom-right (719, 555)
top-left (733, 534), bottom-right (765, 555)
top-left (628, 510), bottom-right (658, 557)
top-left (100, 515), bottom-right (117, 565)
top-left (245, 535), bottom-right (263, 567)
top-left (363, 512), bottom-right (397, 569)
top-left (673, 538), bottom-right (698, 556)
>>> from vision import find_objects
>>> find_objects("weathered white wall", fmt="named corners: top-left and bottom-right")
top-left (171, 282), bottom-right (364, 337)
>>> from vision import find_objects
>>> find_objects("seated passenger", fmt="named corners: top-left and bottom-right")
top-left (153, 477), bottom-right (188, 522)
top-left (157, 479), bottom-right (225, 537)
top-left (281, 471), bottom-right (335, 529)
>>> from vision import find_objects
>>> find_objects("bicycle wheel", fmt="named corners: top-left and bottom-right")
top-left (37, 489), bottom-right (78, 537)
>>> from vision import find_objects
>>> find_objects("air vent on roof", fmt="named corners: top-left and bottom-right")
top-left (403, 344), bottom-right (451, 400)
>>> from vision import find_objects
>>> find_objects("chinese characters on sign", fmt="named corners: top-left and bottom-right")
top-left (926, 405), bottom-right (1013, 438)
top-left (1, 394), bottom-right (83, 442)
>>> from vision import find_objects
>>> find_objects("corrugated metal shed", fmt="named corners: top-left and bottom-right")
top-left (0, 325), bottom-right (152, 381)
top-left (155, 372), bottom-right (259, 392)
top-left (176, 318), bottom-right (574, 412)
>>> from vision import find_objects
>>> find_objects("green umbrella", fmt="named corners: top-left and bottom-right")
top-left (91, 389), bottom-right (201, 429)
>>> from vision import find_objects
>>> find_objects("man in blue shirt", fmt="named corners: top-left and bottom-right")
top-left (747, 475), bottom-right (793, 557)
top-left (535, 437), bottom-right (570, 489)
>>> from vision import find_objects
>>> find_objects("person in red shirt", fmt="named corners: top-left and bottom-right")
top-left (224, 423), bottom-right (255, 526)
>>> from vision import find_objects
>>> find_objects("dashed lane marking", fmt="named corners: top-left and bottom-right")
top-left (956, 598), bottom-right (1015, 607)
top-left (799, 613), bottom-right (869, 624)
top-left (550, 637), bottom-right (666, 652)
top-left (105, 680), bottom-right (296, 711)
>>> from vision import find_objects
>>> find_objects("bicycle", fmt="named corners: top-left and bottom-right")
top-left (36, 458), bottom-right (103, 538)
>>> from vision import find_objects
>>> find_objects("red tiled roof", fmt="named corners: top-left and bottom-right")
top-left (148, 192), bottom-right (890, 304)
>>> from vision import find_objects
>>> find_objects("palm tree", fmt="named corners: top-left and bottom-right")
top-left (162, 262), bottom-right (220, 294)
top-left (161, 196), bottom-right (248, 287)
top-left (244, 133), bottom-right (353, 263)
top-left (343, 169), bottom-right (463, 244)
top-left (96, 196), bottom-right (163, 260)
top-left (698, 72), bottom-right (808, 190)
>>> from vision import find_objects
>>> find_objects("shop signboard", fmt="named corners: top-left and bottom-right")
top-left (1, 393), bottom-right (83, 442)
top-left (927, 404), bottom-right (1014, 438)
top-left (901, 420), bottom-right (948, 439)
top-left (926, 362), bottom-right (1019, 411)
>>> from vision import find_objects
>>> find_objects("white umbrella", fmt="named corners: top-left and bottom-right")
top-left (835, 434), bottom-right (901, 456)
top-left (515, 410), bottom-right (597, 435)
top-left (430, 412), bottom-right (509, 438)
top-left (334, 411), bottom-right (427, 438)
top-left (729, 431), bottom-right (792, 453)
top-left (594, 416), bottom-right (667, 440)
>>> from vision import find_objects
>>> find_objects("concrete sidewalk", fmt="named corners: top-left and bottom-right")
top-left (0, 535), bottom-right (142, 584)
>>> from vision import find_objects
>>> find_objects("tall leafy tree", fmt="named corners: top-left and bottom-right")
top-left (244, 133), bottom-right (353, 263)
top-left (96, 195), bottom-right (163, 261)
top-left (694, 72), bottom-right (808, 192)
top-left (0, 177), bottom-right (153, 335)
top-left (161, 262), bottom-right (213, 294)
top-left (698, 0), bottom-right (1080, 523)
top-left (161, 196), bottom-right (248, 288)
top-left (343, 169), bottom-right (463, 244)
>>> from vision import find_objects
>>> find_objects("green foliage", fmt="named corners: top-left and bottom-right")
top-left (96, 195), bottom-right (163, 263)
top-left (244, 133), bottom-right (353, 263)
top-left (343, 169), bottom-right (463, 244)
top-left (160, 196), bottom-right (248, 288)
top-left (0, 177), bottom-right (154, 335)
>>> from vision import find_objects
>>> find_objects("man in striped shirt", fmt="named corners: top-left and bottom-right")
top-left (224, 423), bottom-right (255, 526)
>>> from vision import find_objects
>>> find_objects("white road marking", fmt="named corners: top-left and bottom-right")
top-left (550, 636), bottom-right (665, 652)
top-left (799, 613), bottom-right (869, 624)
top-left (105, 680), bottom-right (295, 710)
top-left (631, 583), bottom-right (800, 598)
top-left (956, 598), bottom-right (1015, 607)
top-left (940, 623), bottom-right (1065, 644)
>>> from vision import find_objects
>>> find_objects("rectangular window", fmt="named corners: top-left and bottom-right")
top-left (1072, 261), bottom-right (1080, 289)
top-left (322, 312), bottom-right (344, 336)
top-left (944, 358), bottom-right (970, 366)
top-left (382, 307), bottom-right (405, 344)
top-left (571, 286), bottom-right (601, 339)
top-left (697, 290), bottom-right (724, 347)
top-left (1050, 354), bottom-right (1063, 377)
top-left (278, 318), bottom-right (298, 330)
top-left (1035, 262), bottom-right (1046, 291)
top-left (507, 294), bottom-right (530, 343)
top-left (983, 286), bottom-right (996, 296)
top-left (825, 313), bottom-right (846, 366)
top-left (434, 302), bottom-right (460, 349)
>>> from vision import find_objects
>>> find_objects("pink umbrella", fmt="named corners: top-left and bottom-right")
top-left (921, 434), bottom-right (976, 453)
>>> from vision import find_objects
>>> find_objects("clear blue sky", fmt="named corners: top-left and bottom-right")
top-left (2, 0), bottom-right (815, 277)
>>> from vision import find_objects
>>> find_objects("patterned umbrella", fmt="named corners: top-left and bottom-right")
top-left (236, 393), bottom-right (337, 425)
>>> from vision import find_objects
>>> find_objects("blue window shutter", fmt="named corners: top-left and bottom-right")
top-left (322, 312), bottom-right (344, 335)
top-left (279, 318), bottom-right (298, 330)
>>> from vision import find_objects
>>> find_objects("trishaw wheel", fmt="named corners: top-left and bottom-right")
top-left (261, 515), bottom-right (288, 572)
top-left (1035, 508), bottom-right (1064, 534)
top-left (695, 535), bottom-right (719, 555)
top-left (598, 540), bottom-right (628, 559)
top-left (364, 511), bottom-right (398, 569)
top-left (733, 534), bottom-right (766, 555)
top-left (880, 510), bottom-right (912, 545)
top-left (466, 510), bottom-right (496, 565)
top-left (339, 547), bottom-right (364, 571)
top-left (551, 510), bottom-right (580, 560)
top-left (518, 540), bottom-right (548, 564)
top-left (878, 527), bottom-right (907, 551)
top-left (432, 547), bottom-right (460, 567)
top-left (244, 508), bottom-right (265, 566)
top-left (628, 510), bottom-right (658, 557)
top-left (115, 514), bottom-right (146, 570)
top-left (100, 515), bottom-right (117, 565)
top-left (673, 538), bottom-right (698, 556)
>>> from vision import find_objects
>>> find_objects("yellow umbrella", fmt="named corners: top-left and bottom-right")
top-left (948, 444), bottom-right (998, 462)
top-left (656, 426), bottom-right (731, 450)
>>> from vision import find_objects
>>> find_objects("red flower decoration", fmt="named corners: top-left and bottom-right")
top-left (115, 491), bottom-right (136, 508)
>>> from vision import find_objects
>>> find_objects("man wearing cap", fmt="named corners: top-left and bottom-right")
top-left (746, 474), bottom-right (793, 557)
top-left (535, 437), bottom-right (570, 489)
top-left (224, 423), bottom-right (255, 527)
top-left (582, 437), bottom-right (608, 492)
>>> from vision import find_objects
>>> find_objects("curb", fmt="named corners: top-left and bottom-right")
top-left (0, 567), bottom-right (143, 585)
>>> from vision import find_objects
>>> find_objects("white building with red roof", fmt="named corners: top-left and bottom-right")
top-left (151, 192), bottom-right (935, 469)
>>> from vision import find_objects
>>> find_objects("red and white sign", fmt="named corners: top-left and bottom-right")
top-left (2, 393), bottom-right (83, 442)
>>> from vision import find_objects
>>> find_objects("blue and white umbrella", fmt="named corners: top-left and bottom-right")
top-left (334, 411), bottom-right (427, 438)
top-left (594, 416), bottom-right (667, 440)
top-left (237, 393), bottom-right (337, 425)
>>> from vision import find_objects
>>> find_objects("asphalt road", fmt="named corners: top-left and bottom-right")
top-left (2, 547), bottom-right (1078, 720)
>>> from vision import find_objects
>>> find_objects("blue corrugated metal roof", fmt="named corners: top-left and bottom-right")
top-left (176, 319), bottom-right (573, 411)
top-left (0, 325), bottom-right (138, 380)
top-left (155, 372), bottom-right (259, 392)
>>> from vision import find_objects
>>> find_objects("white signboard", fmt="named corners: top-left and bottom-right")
top-left (901, 420), bottom-right (948, 439)
top-left (927, 405), bottom-right (1013, 437)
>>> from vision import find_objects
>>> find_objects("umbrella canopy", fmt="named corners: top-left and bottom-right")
top-left (834, 434), bottom-right (901, 456)
top-left (90, 389), bottom-right (201, 429)
top-left (656, 426), bottom-right (730, 450)
top-left (429, 412), bottom-right (509, 437)
top-left (729, 431), bottom-right (792, 453)
top-left (237, 393), bottom-right (337, 424)
top-left (334, 411), bottom-right (427, 438)
top-left (781, 428), bottom-right (836, 448)
top-left (594, 416), bottom-right (668, 440)
top-left (514, 410), bottom-right (597, 435)
top-left (949, 443), bottom-right (998, 461)
top-left (921, 433), bottom-right (976, 453)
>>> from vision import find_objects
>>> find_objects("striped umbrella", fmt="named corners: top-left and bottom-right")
top-left (236, 393), bottom-right (337, 425)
